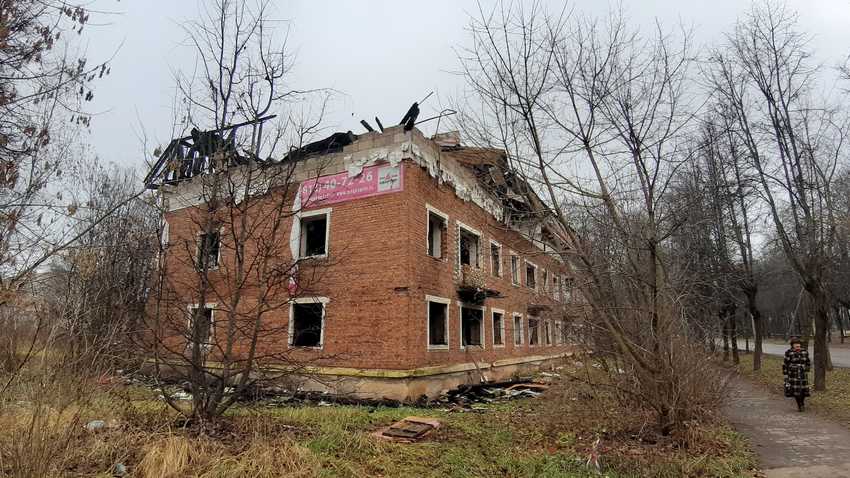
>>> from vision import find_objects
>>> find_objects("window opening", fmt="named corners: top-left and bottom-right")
top-left (197, 230), bottom-right (220, 269)
top-left (461, 307), bottom-right (483, 347)
top-left (291, 302), bottom-right (323, 347)
top-left (300, 214), bottom-right (328, 257)
top-left (428, 301), bottom-right (448, 347)
top-left (492, 311), bottom-right (504, 346)
top-left (459, 228), bottom-right (480, 267)
top-left (529, 317), bottom-right (540, 345)
top-left (526, 263), bottom-right (537, 290)
top-left (513, 314), bottom-right (523, 345)
top-left (427, 212), bottom-right (446, 258)
top-left (490, 243), bottom-right (501, 277)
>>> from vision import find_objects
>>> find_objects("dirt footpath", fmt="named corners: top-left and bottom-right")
top-left (726, 376), bottom-right (850, 477)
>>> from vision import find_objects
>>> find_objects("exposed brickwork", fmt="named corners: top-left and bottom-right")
top-left (156, 127), bottom-right (576, 374)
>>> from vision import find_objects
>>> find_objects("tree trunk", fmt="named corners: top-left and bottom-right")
top-left (809, 286), bottom-right (830, 391)
top-left (722, 314), bottom-right (730, 362)
top-left (749, 290), bottom-right (764, 371)
top-left (730, 304), bottom-right (740, 365)
top-left (841, 307), bottom-right (847, 344)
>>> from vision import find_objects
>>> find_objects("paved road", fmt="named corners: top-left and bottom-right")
top-left (736, 342), bottom-right (850, 368)
top-left (726, 376), bottom-right (850, 477)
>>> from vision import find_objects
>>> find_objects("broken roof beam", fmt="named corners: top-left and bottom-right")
top-left (143, 115), bottom-right (277, 189)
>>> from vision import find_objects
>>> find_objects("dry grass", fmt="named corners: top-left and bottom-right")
top-left (0, 358), bottom-right (760, 478)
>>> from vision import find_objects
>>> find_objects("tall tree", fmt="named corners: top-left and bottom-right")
top-left (456, 3), bottom-right (727, 434)
top-left (145, 0), bottom-right (337, 424)
top-left (708, 2), bottom-right (846, 390)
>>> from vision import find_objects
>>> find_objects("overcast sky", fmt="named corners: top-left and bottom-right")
top-left (81, 0), bottom-right (850, 172)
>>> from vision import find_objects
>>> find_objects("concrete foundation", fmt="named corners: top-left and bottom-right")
top-left (143, 350), bottom-right (577, 402)
top-left (282, 351), bottom-right (575, 401)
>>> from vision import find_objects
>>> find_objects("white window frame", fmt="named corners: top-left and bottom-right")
top-left (425, 204), bottom-right (449, 260)
top-left (489, 240), bottom-right (503, 278)
top-left (491, 307), bottom-right (506, 348)
top-left (512, 312), bottom-right (524, 346)
top-left (288, 296), bottom-right (330, 349)
top-left (457, 302), bottom-right (486, 350)
top-left (195, 227), bottom-right (222, 271)
top-left (161, 220), bottom-right (170, 248)
top-left (425, 294), bottom-right (451, 350)
top-left (298, 207), bottom-right (332, 259)
top-left (186, 302), bottom-right (216, 350)
top-left (525, 260), bottom-right (538, 291)
top-left (456, 221), bottom-right (482, 269)
top-left (510, 251), bottom-right (520, 286)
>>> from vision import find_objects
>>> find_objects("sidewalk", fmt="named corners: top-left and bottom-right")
top-left (726, 376), bottom-right (850, 477)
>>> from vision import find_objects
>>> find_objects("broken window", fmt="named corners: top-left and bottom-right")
top-left (290, 302), bottom-right (323, 347)
top-left (427, 211), bottom-right (447, 258)
top-left (427, 300), bottom-right (448, 348)
top-left (529, 317), bottom-right (540, 345)
top-left (564, 277), bottom-right (574, 301)
top-left (513, 314), bottom-right (523, 345)
top-left (188, 305), bottom-right (214, 349)
top-left (490, 242), bottom-right (501, 277)
top-left (511, 255), bottom-right (520, 285)
top-left (458, 226), bottom-right (480, 268)
top-left (197, 230), bottom-right (220, 269)
top-left (544, 320), bottom-right (551, 346)
top-left (300, 213), bottom-right (328, 258)
top-left (542, 269), bottom-right (548, 294)
top-left (553, 276), bottom-right (560, 301)
top-left (526, 262), bottom-right (537, 290)
top-left (492, 311), bottom-right (504, 346)
top-left (461, 306), bottom-right (483, 347)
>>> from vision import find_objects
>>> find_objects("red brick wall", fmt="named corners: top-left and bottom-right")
top-left (156, 148), bottom-right (574, 372)
top-left (404, 162), bottom-right (573, 369)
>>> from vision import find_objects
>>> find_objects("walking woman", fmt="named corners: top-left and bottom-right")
top-left (783, 337), bottom-right (811, 412)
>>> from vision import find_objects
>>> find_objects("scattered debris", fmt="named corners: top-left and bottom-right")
top-left (84, 419), bottom-right (120, 433)
top-left (112, 463), bottom-right (127, 477)
top-left (505, 383), bottom-right (549, 394)
top-left (374, 416), bottom-right (441, 443)
top-left (158, 390), bottom-right (192, 401)
top-left (84, 420), bottom-right (106, 432)
top-left (434, 378), bottom-right (552, 409)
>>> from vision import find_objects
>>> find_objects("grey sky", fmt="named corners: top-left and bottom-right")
top-left (82, 0), bottom-right (850, 173)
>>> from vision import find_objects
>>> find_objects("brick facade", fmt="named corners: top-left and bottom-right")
top-left (156, 126), bottom-right (578, 395)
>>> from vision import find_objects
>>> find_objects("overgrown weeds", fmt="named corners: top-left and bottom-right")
top-left (0, 357), bottom-right (758, 477)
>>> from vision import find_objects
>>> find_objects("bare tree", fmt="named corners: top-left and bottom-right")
top-left (707, 1), bottom-right (847, 390)
top-left (144, 0), bottom-right (340, 425)
top-left (0, 1), bottom-right (117, 292)
top-left (455, 2), bottom-right (726, 434)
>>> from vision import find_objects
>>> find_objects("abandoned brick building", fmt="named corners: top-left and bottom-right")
top-left (144, 118), bottom-right (580, 400)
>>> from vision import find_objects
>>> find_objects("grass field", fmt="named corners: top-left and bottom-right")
top-left (1, 360), bottom-right (760, 477)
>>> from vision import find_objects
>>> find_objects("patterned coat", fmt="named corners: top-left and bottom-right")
top-left (783, 348), bottom-right (811, 397)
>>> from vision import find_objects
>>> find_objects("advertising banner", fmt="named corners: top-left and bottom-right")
top-left (300, 163), bottom-right (404, 207)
